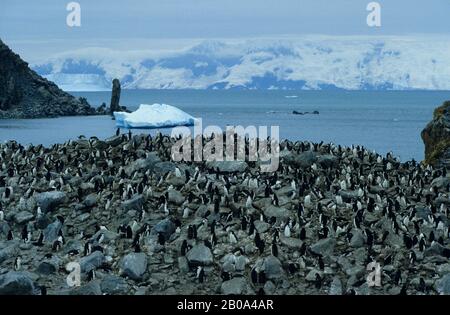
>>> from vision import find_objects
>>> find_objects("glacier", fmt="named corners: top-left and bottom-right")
top-left (32, 36), bottom-right (450, 91)
top-left (114, 103), bottom-right (196, 129)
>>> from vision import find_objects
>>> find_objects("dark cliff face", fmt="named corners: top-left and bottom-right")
top-left (0, 39), bottom-right (98, 118)
top-left (421, 100), bottom-right (450, 168)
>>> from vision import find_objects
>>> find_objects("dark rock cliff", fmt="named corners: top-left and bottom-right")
top-left (0, 39), bottom-right (102, 118)
top-left (421, 100), bottom-right (450, 168)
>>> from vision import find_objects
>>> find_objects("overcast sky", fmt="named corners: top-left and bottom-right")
top-left (1, 0), bottom-right (449, 61)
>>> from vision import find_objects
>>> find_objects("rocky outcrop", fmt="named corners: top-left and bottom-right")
top-left (421, 100), bottom-right (450, 167)
top-left (0, 39), bottom-right (104, 118)
top-left (110, 78), bottom-right (121, 114)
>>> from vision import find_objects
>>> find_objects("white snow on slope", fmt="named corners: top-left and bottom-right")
top-left (114, 103), bottom-right (196, 129)
top-left (32, 36), bottom-right (450, 91)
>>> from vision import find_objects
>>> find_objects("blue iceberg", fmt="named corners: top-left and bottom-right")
top-left (114, 103), bottom-right (196, 129)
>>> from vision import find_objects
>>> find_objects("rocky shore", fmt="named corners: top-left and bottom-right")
top-left (0, 132), bottom-right (449, 295)
top-left (0, 39), bottom-right (105, 119)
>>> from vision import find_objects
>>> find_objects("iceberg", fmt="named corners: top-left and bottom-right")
top-left (114, 103), bottom-right (196, 129)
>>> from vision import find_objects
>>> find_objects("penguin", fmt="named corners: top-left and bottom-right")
top-left (181, 240), bottom-right (188, 256)
top-left (299, 227), bottom-right (306, 240)
top-left (314, 273), bottom-right (322, 289)
top-left (197, 266), bottom-right (205, 283)
top-left (271, 242), bottom-right (278, 257)
top-left (7, 230), bottom-right (14, 241)
top-left (14, 256), bottom-right (21, 271)
top-left (229, 231), bottom-right (238, 244)
top-left (87, 269), bottom-right (96, 281)
top-left (251, 268), bottom-right (258, 284)
top-left (34, 232), bottom-right (44, 247)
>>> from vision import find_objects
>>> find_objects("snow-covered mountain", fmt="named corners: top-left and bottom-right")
top-left (31, 36), bottom-right (450, 91)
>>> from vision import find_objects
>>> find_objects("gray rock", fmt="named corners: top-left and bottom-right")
top-left (235, 256), bottom-right (248, 273)
top-left (83, 193), bottom-right (98, 208)
top-left (0, 245), bottom-right (18, 263)
top-left (178, 257), bottom-right (189, 273)
top-left (206, 161), bottom-right (248, 173)
top-left (262, 255), bottom-right (284, 281)
top-left (126, 153), bottom-right (161, 173)
top-left (105, 135), bottom-right (123, 147)
top-left (431, 177), bottom-right (450, 189)
top-left (0, 271), bottom-right (35, 295)
top-left (80, 251), bottom-right (106, 273)
top-left (122, 194), bottom-right (144, 211)
top-left (43, 220), bottom-right (62, 243)
top-left (186, 244), bottom-right (214, 266)
top-left (91, 229), bottom-right (118, 244)
top-left (436, 273), bottom-right (450, 295)
top-left (121, 252), bottom-right (148, 280)
top-left (424, 243), bottom-right (449, 258)
top-left (100, 275), bottom-right (129, 295)
top-left (280, 236), bottom-right (303, 249)
top-left (151, 218), bottom-right (176, 241)
top-left (70, 281), bottom-right (102, 295)
top-left (306, 269), bottom-right (323, 281)
top-left (153, 162), bottom-right (177, 176)
top-left (310, 238), bottom-right (336, 257)
top-left (338, 190), bottom-right (360, 201)
top-left (263, 281), bottom-right (276, 294)
top-left (35, 191), bottom-right (67, 212)
top-left (263, 205), bottom-right (290, 220)
top-left (345, 266), bottom-right (365, 278)
top-left (283, 151), bottom-right (317, 168)
top-left (350, 230), bottom-right (365, 248)
top-left (35, 214), bottom-right (52, 230)
top-left (317, 154), bottom-right (339, 168)
top-left (14, 211), bottom-right (34, 224)
top-left (37, 256), bottom-right (60, 275)
top-left (168, 189), bottom-right (185, 205)
top-left (254, 220), bottom-right (270, 234)
top-left (221, 277), bottom-right (248, 295)
top-left (328, 277), bottom-right (343, 295)
top-left (222, 254), bottom-right (237, 273)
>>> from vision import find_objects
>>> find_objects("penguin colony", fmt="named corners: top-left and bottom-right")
top-left (0, 130), bottom-right (449, 295)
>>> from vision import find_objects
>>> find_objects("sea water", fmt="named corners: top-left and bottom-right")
top-left (0, 90), bottom-right (448, 162)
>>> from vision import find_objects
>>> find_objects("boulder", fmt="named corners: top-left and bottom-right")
top-left (310, 238), bottom-right (336, 257)
top-left (0, 245), bottom-right (18, 263)
top-left (0, 272), bottom-right (35, 295)
top-left (282, 151), bottom-right (317, 168)
top-left (186, 244), bottom-right (214, 266)
top-left (80, 251), bottom-right (106, 273)
top-left (100, 275), bottom-right (129, 295)
top-left (206, 161), bottom-right (248, 173)
top-left (35, 191), bottom-right (67, 212)
top-left (122, 194), bottom-right (144, 211)
top-left (121, 252), bottom-right (148, 281)
top-left (14, 211), bottom-right (34, 224)
top-left (151, 218), bottom-right (176, 242)
top-left (436, 273), bottom-right (450, 295)
top-left (43, 220), bottom-right (63, 243)
top-left (221, 277), bottom-right (248, 295)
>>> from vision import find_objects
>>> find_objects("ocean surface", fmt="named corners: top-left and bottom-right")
top-left (0, 90), bottom-right (449, 162)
